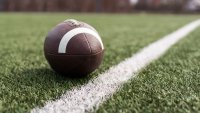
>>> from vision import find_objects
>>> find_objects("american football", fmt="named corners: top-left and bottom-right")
top-left (44, 19), bottom-right (104, 77)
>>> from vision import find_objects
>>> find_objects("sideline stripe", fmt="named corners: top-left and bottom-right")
top-left (31, 19), bottom-right (200, 113)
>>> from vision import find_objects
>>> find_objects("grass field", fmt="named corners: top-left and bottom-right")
top-left (97, 27), bottom-right (200, 113)
top-left (0, 13), bottom-right (200, 113)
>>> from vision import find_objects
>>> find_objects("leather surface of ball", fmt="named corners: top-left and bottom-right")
top-left (44, 19), bottom-right (104, 77)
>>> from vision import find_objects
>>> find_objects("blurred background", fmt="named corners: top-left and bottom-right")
top-left (0, 0), bottom-right (200, 13)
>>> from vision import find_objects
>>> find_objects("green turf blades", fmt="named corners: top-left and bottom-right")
top-left (0, 13), bottom-right (199, 112)
top-left (97, 28), bottom-right (200, 113)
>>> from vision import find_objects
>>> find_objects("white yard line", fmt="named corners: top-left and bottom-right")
top-left (31, 19), bottom-right (200, 113)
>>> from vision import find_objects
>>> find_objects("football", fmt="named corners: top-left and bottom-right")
top-left (44, 19), bottom-right (104, 77)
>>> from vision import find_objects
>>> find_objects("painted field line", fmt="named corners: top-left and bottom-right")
top-left (31, 19), bottom-right (200, 113)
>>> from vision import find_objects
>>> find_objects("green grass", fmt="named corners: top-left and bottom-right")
top-left (0, 13), bottom-right (199, 113)
top-left (97, 24), bottom-right (200, 113)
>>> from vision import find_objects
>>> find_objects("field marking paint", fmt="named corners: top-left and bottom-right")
top-left (58, 27), bottom-right (104, 53)
top-left (32, 19), bottom-right (200, 113)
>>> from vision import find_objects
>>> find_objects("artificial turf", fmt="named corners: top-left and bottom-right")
top-left (0, 13), bottom-right (199, 113)
top-left (97, 25), bottom-right (200, 113)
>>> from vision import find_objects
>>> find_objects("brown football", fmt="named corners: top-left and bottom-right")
top-left (44, 19), bottom-right (104, 77)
